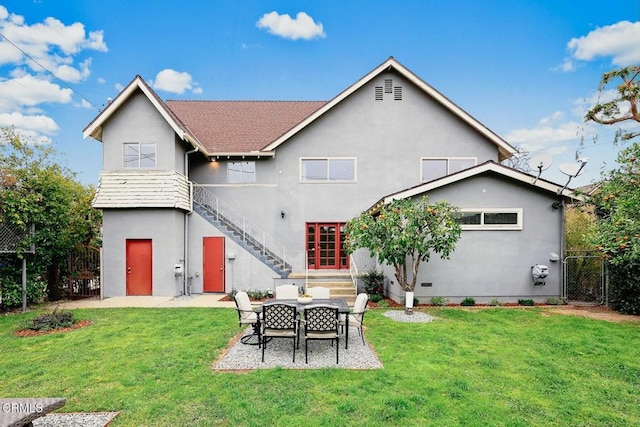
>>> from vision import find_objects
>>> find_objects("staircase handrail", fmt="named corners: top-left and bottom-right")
top-left (349, 255), bottom-right (359, 294)
top-left (192, 185), bottom-right (302, 271)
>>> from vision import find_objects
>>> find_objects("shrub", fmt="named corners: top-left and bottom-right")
top-left (369, 294), bottom-right (382, 303)
top-left (229, 289), bottom-right (274, 301)
top-left (546, 297), bottom-right (563, 305)
top-left (361, 269), bottom-right (385, 297)
top-left (23, 308), bottom-right (75, 331)
top-left (376, 299), bottom-right (389, 308)
top-left (488, 298), bottom-right (503, 306)
top-left (518, 299), bottom-right (535, 306)
top-left (246, 289), bottom-right (272, 300)
top-left (607, 262), bottom-right (640, 315)
top-left (461, 297), bottom-right (475, 306)
top-left (0, 277), bottom-right (47, 309)
top-left (430, 296), bottom-right (448, 306)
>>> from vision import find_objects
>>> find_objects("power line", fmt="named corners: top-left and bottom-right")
top-left (0, 31), bottom-right (100, 110)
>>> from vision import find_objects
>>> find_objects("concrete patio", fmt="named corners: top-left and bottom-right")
top-left (52, 294), bottom-right (235, 309)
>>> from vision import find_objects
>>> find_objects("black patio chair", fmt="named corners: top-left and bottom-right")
top-left (261, 303), bottom-right (298, 362)
top-left (303, 304), bottom-right (340, 364)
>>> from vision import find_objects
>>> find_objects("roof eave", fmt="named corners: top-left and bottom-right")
top-left (82, 76), bottom-right (193, 149)
top-left (378, 162), bottom-right (585, 208)
top-left (209, 151), bottom-right (275, 160)
top-left (262, 57), bottom-right (518, 159)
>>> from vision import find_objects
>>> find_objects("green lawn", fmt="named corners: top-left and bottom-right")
top-left (1, 307), bottom-right (638, 426)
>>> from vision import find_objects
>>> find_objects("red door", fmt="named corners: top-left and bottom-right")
top-left (203, 237), bottom-right (225, 292)
top-left (126, 239), bottom-right (152, 295)
top-left (306, 223), bottom-right (349, 269)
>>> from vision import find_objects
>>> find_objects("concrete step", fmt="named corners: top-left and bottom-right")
top-left (306, 279), bottom-right (357, 305)
top-left (289, 270), bottom-right (351, 279)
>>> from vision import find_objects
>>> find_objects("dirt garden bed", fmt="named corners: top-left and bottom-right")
top-left (13, 319), bottom-right (93, 337)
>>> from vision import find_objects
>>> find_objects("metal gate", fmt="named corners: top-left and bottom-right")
top-left (563, 253), bottom-right (606, 304)
top-left (67, 245), bottom-right (101, 299)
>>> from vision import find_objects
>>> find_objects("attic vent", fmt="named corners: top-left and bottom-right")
top-left (384, 79), bottom-right (393, 93)
top-left (375, 86), bottom-right (383, 101)
top-left (394, 86), bottom-right (403, 101)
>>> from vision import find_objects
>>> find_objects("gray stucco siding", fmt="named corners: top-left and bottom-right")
top-left (187, 71), bottom-right (504, 265)
top-left (187, 212), bottom-right (279, 293)
top-left (101, 91), bottom-right (178, 171)
top-left (384, 173), bottom-right (564, 304)
top-left (101, 209), bottom-right (185, 297)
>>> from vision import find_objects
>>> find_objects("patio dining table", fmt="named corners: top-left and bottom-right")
top-left (259, 298), bottom-right (352, 349)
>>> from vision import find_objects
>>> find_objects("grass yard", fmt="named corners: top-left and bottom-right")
top-left (0, 307), bottom-right (638, 426)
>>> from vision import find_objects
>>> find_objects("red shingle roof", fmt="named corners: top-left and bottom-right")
top-left (165, 100), bottom-right (327, 154)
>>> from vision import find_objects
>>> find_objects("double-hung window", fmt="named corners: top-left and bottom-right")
top-left (457, 208), bottom-right (523, 230)
top-left (301, 158), bottom-right (356, 182)
top-left (124, 142), bottom-right (156, 168)
top-left (421, 157), bottom-right (476, 181)
top-left (227, 161), bottom-right (256, 183)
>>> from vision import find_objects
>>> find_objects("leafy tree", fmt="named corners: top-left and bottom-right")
top-left (585, 65), bottom-right (639, 142)
top-left (0, 128), bottom-right (101, 304)
top-left (345, 196), bottom-right (461, 296)
top-left (584, 65), bottom-right (640, 314)
top-left (565, 203), bottom-right (597, 253)
top-left (587, 143), bottom-right (640, 314)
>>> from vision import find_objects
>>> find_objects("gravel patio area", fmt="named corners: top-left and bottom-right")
top-left (213, 325), bottom-right (383, 370)
top-left (213, 310), bottom-right (436, 371)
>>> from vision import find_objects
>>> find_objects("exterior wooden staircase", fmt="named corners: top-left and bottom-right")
top-left (291, 271), bottom-right (358, 306)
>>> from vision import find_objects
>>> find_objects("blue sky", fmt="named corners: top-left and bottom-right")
top-left (0, 1), bottom-right (638, 186)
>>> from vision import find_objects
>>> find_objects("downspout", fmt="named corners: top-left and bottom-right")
top-left (560, 199), bottom-right (566, 301)
top-left (184, 146), bottom-right (199, 295)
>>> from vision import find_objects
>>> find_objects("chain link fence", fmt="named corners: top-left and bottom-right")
top-left (563, 251), bottom-right (606, 304)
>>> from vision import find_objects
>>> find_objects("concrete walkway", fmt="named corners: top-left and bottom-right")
top-left (53, 294), bottom-right (236, 309)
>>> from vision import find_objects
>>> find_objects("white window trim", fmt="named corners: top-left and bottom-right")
top-left (420, 157), bottom-right (477, 182)
top-left (299, 157), bottom-right (357, 183)
top-left (458, 208), bottom-right (523, 230)
top-left (227, 161), bottom-right (256, 184)
top-left (123, 141), bottom-right (157, 169)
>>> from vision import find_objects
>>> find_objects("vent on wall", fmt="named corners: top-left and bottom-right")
top-left (394, 86), bottom-right (403, 101)
top-left (375, 86), bottom-right (383, 101)
top-left (384, 79), bottom-right (393, 93)
top-left (374, 77), bottom-right (402, 101)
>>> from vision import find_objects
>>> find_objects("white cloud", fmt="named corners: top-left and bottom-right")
top-left (152, 69), bottom-right (200, 94)
top-left (506, 121), bottom-right (583, 147)
top-left (0, 111), bottom-right (59, 134)
top-left (0, 74), bottom-right (73, 111)
top-left (539, 111), bottom-right (565, 126)
top-left (256, 11), bottom-right (325, 40)
top-left (0, 5), bottom-right (107, 146)
top-left (0, 7), bottom-right (107, 80)
top-left (566, 20), bottom-right (640, 68)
